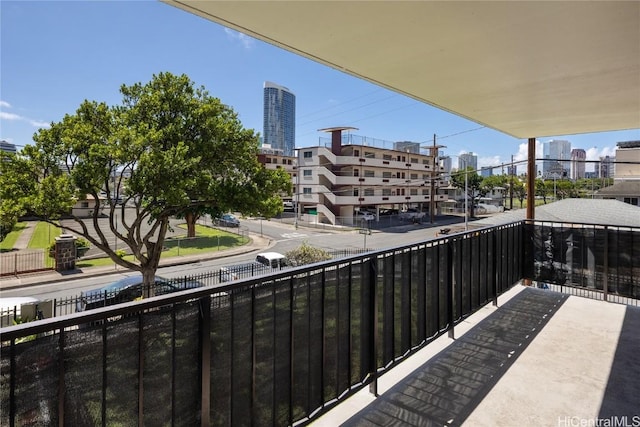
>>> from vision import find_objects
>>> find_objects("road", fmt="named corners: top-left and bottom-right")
top-left (1, 215), bottom-right (465, 301)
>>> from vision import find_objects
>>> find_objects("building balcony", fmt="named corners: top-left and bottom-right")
top-left (1, 220), bottom-right (638, 426)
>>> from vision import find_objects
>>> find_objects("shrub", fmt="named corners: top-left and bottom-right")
top-left (285, 241), bottom-right (332, 266)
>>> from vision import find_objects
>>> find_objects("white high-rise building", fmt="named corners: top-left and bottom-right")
top-left (458, 152), bottom-right (477, 173)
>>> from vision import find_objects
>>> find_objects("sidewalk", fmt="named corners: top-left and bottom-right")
top-left (13, 221), bottom-right (37, 250)
top-left (0, 233), bottom-right (273, 291)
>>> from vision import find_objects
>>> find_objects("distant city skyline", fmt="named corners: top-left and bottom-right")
top-left (1, 1), bottom-right (638, 172)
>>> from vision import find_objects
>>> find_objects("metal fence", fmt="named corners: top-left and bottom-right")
top-left (524, 220), bottom-right (640, 306)
top-left (0, 221), bottom-right (523, 426)
top-left (0, 249), bottom-right (54, 276)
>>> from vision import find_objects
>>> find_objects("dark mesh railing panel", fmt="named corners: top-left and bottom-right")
top-left (142, 310), bottom-right (172, 426)
top-left (308, 270), bottom-right (324, 415)
top-left (336, 263), bottom-right (352, 397)
top-left (0, 335), bottom-right (59, 426)
top-left (273, 278), bottom-right (292, 426)
top-left (63, 327), bottom-right (104, 425)
top-left (322, 267), bottom-right (339, 402)
top-left (210, 292), bottom-right (233, 427)
top-left (438, 243), bottom-right (450, 330)
top-left (172, 303), bottom-right (201, 427)
top-left (231, 285), bottom-right (253, 426)
top-left (413, 246), bottom-right (427, 347)
top-left (105, 318), bottom-right (141, 425)
top-left (526, 222), bottom-right (640, 303)
top-left (425, 245), bottom-right (440, 338)
top-left (254, 281), bottom-right (276, 426)
top-left (291, 273), bottom-right (310, 421)
top-left (379, 254), bottom-right (394, 367)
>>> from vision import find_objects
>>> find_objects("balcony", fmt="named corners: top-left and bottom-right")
top-left (1, 220), bottom-right (638, 426)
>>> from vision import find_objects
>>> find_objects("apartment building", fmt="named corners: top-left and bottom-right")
top-left (257, 146), bottom-right (297, 203)
top-left (294, 128), bottom-right (446, 226)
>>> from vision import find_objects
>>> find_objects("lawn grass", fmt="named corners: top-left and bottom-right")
top-left (0, 222), bottom-right (27, 252)
top-left (75, 223), bottom-right (248, 269)
top-left (28, 221), bottom-right (58, 249)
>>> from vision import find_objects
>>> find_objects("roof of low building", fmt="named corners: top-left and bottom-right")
top-left (473, 199), bottom-right (640, 228)
top-left (596, 180), bottom-right (640, 196)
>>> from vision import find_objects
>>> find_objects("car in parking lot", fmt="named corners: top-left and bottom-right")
top-left (75, 274), bottom-right (202, 312)
top-left (216, 213), bottom-right (240, 227)
top-left (354, 211), bottom-right (375, 221)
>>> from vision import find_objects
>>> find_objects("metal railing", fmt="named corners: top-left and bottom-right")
top-left (0, 249), bottom-right (54, 276)
top-left (2, 220), bottom-right (638, 426)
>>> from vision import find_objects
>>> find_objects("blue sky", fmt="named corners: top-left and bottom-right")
top-left (2, 1), bottom-right (639, 172)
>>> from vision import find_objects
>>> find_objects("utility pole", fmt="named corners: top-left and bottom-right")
top-left (509, 154), bottom-right (514, 210)
top-left (428, 134), bottom-right (445, 224)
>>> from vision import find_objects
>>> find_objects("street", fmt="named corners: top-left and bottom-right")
top-left (1, 214), bottom-right (465, 301)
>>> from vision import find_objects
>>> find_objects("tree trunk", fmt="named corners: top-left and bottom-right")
top-left (185, 211), bottom-right (197, 238)
top-left (142, 267), bottom-right (156, 299)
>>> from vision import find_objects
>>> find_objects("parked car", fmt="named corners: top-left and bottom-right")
top-left (399, 208), bottom-right (425, 220)
top-left (219, 267), bottom-right (239, 283)
top-left (75, 274), bottom-right (202, 312)
top-left (255, 252), bottom-right (288, 269)
top-left (354, 211), bottom-right (375, 221)
top-left (217, 213), bottom-right (240, 227)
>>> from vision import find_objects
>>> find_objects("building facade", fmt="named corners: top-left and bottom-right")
top-left (458, 152), bottom-right (478, 173)
top-left (263, 81), bottom-right (295, 157)
top-left (293, 128), bottom-right (446, 226)
top-left (570, 148), bottom-right (586, 180)
top-left (0, 140), bottom-right (16, 155)
top-left (542, 139), bottom-right (571, 177)
top-left (595, 141), bottom-right (639, 206)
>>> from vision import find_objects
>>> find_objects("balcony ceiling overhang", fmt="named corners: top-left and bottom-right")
top-left (164, 1), bottom-right (640, 139)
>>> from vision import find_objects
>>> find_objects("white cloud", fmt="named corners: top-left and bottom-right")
top-left (29, 120), bottom-right (50, 128)
top-left (478, 155), bottom-right (501, 171)
top-left (224, 28), bottom-right (254, 49)
top-left (0, 100), bottom-right (11, 108)
top-left (0, 106), bottom-right (50, 128)
top-left (0, 111), bottom-right (21, 120)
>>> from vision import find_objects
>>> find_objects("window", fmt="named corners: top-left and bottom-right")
top-left (410, 189), bottom-right (418, 195)
top-left (353, 188), bottom-right (359, 196)
top-left (303, 169), bottom-right (312, 177)
top-left (624, 197), bottom-right (639, 206)
top-left (383, 154), bottom-right (393, 160)
top-left (410, 173), bottom-right (418, 179)
top-left (303, 187), bottom-right (312, 195)
top-left (353, 169), bottom-right (359, 177)
top-left (364, 151), bottom-right (375, 158)
top-left (382, 188), bottom-right (392, 196)
top-left (364, 170), bottom-right (375, 177)
top-left (364, 188), bottom-right (374, 196)
top-left (411, 158), bottom-right (418, 163)
top-left (354, 150), bottom-right (360, 157)
top-left (80, 201), bottom-right (89, 208)
top-left (382, 171), bottom-right (392, 178)
top-left (282, 159), bottom-right (287, 164)
top-left (265, 158), bottom-right (272, 163)
top-left (303, 151), bottom-right (312, 158)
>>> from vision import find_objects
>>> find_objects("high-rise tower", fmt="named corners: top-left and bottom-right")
top-left (263, 81), bottom-right (295, 157)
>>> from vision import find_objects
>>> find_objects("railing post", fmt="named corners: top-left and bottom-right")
top-left (492, 231), bottom-right (498, 307)
top-left (200, 295), bottom-right (211, 427)
top-left (447, 240), bottom-right (455, 339)
top-left (603, 226), bottom-right (609, 302)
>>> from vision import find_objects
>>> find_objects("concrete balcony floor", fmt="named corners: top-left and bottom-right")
top-left (312, 285), bottom-right (640, 426)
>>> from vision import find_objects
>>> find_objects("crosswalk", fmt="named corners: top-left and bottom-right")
top-left (281, 232), bottom-right (309, 239)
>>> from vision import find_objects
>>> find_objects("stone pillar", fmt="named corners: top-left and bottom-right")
top-left (55, 234), bottom-right (77, 272)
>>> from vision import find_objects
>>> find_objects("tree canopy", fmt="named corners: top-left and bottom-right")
top-left (0, 72), bottom-right (291, 290)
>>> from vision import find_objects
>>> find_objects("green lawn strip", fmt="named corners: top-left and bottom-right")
top-left (0, 222), bottom-right (27, 251)
top-left (76, 223), bottom-right (248, 268)
top-left (28, 221), bottom-right (59, 249)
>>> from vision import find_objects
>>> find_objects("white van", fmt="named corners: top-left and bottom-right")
top-left (255, 252), bottom-right (287, 269)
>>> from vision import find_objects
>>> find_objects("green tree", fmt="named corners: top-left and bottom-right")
top-left (285, 241), bottom-right (332, 266)
top-left (0, 72), bottom-right (290, 293)
top-left (450, 166), bottom-right (484, 217)
top-left (535, 178), bottom-right (549, 204)
top-left (514, 181), bottom-right (526, 207)
top-left (0, 152), bottom-right (36, 241)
